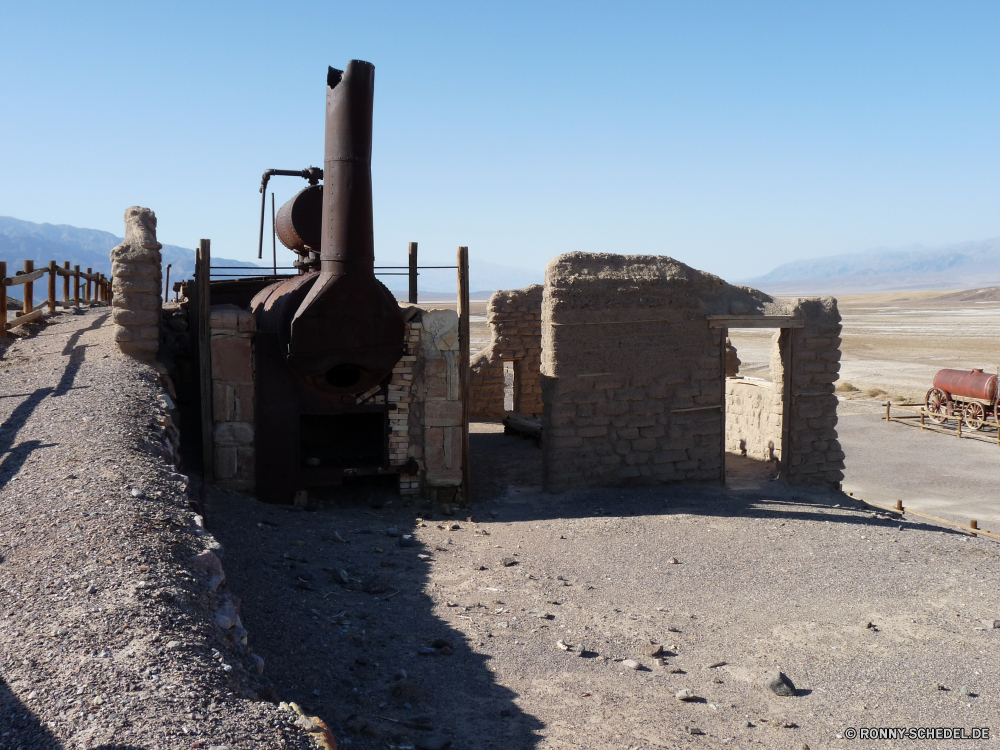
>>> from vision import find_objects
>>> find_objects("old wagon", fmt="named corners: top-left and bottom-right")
top-left (925, 368), bottom-right (999, 430)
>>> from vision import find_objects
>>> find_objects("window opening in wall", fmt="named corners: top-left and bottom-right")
top-left (724, 327), bottom-right (787, 486)
top-left (503, 360), bottom-right (516, 412)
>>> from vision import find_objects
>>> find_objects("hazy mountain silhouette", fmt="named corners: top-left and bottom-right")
top-left (742, 237), bottom-right (1000, 294)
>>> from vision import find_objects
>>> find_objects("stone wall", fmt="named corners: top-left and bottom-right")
top-left (469, 285), bottom-right (543, 419)
top-left (725, 379), bottom-right (782, 462)
top-left (204, 302), bottom-right (462, 501)
top-left (540, 252), bottom-right (844, 492)
top-left (785, 298), bottom-right (844, 486)
top-left (111, 206), bottom-right (162, 359)
top-left (210, 305), bottom-right (256, 492)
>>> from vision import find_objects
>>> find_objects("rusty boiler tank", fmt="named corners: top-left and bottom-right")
top-left (251, 61), bottom-right (405, 503)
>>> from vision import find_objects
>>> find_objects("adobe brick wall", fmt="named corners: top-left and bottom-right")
top-left (540, 252), bottom-right (844, 492)
top-left (111, 206), bottom-right (162, 360)
top-left (210, 305), bottom-right (256, 492)
top-left (725, 379), bottom-right (782, 461)
top-left (468, 285), bottom-right (543, 419)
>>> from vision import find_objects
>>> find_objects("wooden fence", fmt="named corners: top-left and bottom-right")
top-left (0, 260), bottom-right (112, 337)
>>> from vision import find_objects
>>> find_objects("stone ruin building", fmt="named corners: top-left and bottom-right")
top-left (469, 252), bottom-right (844, 492)
top-left (110, 206), bottom-right (163, 359)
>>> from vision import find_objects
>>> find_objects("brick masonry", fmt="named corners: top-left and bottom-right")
top-left (111, 206), bottom-right (162, 360)
top-left (210, 305), bottom-right (256, 492)
top-left (540, 252), bottom-right (844, 492)
top-left (469, 285), bottom-right (543, 419)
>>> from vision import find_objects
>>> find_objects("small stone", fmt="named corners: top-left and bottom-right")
top-left (684, 726), bottom-right (704, 735)
top-left (766, 671), bottom-right (797, 697)
top-left (675, 688), bottom-right (697, 701)
top-left (431, 638), bottom-right (452, 649)
top-left (959, 685), bottom-right (973, 697)
top-left (130, 488), bottom-right (144, 498)
top-left (666, 625), bottom-right (680, 632)
top-left (294, 715), bottom-right (318, 732)
top-left (221, 663), bottom-right (232, 672)
top-left (528, 610), bottom-right (553, 619)
top-left (165, 640), bottom-right (181, 650)
top-left (667, 557), bottom-right (679, 564)
top-left (707, 661), bottom-right (726, 668)
top-left (399, 535), bottom-right (416, 547)
top-left (332, 532), bottom-right (347, 543)
top-left (86, 584), bottom-right (97, 595)
top-left (450, 523), bottom-right (461, 530)
top-left (417, 554), bottom-right (432, 561)
top-left (386, 528), bottom-right (400, 537)
top-left (251, 654), bottom-right (265, 674)
top-left (622, 659), bottom-right (641, 670)
top-left (394, 669), bottom-right (408, 681)
top-left (669, 667), bottom-right (685, 674)
top-left (644, 643), bottom-right (664, 657)
top-left (331, 568), bottom-right (349, 584)
top-left (501, 556), bottom-right (517, 567)
top-left (556, 640), bottom-right (570, 651)
top-left (981, 619), bottom-right (1000, 629)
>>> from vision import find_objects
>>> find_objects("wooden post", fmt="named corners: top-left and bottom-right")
top-left (73, 265), bottom-right (80, 307)
top-left (47, 261), bottom-right (56, 313)
top-left (894, 499), bottom-right (903, 512)
top-left (408, 242), bottom-right (418, 304)
top-left (0, 262), bottom-right (7, 337)
top-left (23, 260), bottom-right (33, 314)
top-left (885, 400), bottom-right (890, 422)
top-left (970, 519), bottom-right (978, 538)
top-left (958, 414), bottom-right (962, 439)
top-left (779, 327), bottom-right (793, 481)
top-left (63, 262), bottom-right (70, 305)
top-left (85, 268), bottom-right (92, 302)
top-left (164, 264), bottom-right (171, 303)
top-left (457, 245), bottom-right (470, 504)
top-left (198, 240), bottom-right (214, 482)
top-left (719, 327), bottom-right (728, 486)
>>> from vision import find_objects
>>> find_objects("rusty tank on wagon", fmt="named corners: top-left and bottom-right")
top-left (925, 368), bottom-right (999, 430)
top-left (251, 60), bottom-right (407, 503)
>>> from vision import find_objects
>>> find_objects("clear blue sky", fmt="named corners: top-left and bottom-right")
top-left (2, 1), bottom-right (999, 280)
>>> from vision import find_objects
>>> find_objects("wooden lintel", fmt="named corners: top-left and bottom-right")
top-left (707, 315), bottom-right (804, 329)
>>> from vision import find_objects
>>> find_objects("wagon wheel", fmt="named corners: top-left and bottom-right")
top-left (925, 388), bottom-right (950, 424)
top-left (964, 401), bottom-right (987, 431)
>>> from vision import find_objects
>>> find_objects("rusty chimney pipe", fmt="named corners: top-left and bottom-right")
top-left (321, 61), bottom-right (375, 276)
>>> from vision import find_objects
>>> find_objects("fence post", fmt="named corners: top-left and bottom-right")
top-left (23, 260), bottom-right (34, 315)
top-left (48, 261), bottom-right (56, 313)
top-left (73, 265), bottom-right (80, 307)
top-left (408, 241), bottom-right (418, 304)
top-left (457, 245), bottom-right (470, 504)
top-left (62, 262), bottom-right (70, 305)
top-left (85, 268), bottom-right (92, 302)
top-left (0, 262), bottom-right (6, 337)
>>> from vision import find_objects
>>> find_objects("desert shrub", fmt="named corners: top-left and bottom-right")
top-left (836, 381), bottom-right (859, 392)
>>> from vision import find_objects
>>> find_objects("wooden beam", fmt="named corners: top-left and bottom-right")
top-left (408, 242), bottom-right (418, 304)
top-left (47, 261), bottom-right (56, 313)
top-left (457, 245), bottom-right (470, 505)
top-left (707, 315), bottom-right (804, 329)
top-left (198, 240), bottom-right (214, 482)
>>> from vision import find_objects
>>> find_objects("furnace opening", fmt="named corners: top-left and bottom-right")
top-left (325, 364), bottom-right (365, 389)
top-left (300, 413), bottom-right (386, 468)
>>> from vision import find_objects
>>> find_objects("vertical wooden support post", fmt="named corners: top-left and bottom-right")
top-left (73, 265), bottom-right (80, 306)
top-left (408, 242), bottom-right (418, 304)
top-left (47, 261), bottom-right (56, 313)
top-left (0, 262), bottom-right (7, 337)
top-left (885, 400), bottom-right (890, 422)
top-left (457, 246), bottom-right (470, 504)
top-left (23, 260), bottom-right (34, 314)
top-left (62, 262), bottom-right (70, 305)
top-left (85, 268), bottom-right (92, 302)
top-left (779, 327), bottom-right (793, 482)
top-left (958, 415), bottom-right (962, 438)
top-left (719, 326), bottom-right (728, 486)
top-left (198, 240), bottom-right (214, 482)
top-left (970, 519), bottom-right (978, 538)
top-left (894, 499), bottom-right (903, 512)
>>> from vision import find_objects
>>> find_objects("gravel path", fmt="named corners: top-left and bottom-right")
top-left (0, 309), bottom-right (316, 750)
top-left (208, 423), bottom-right (1000, 750)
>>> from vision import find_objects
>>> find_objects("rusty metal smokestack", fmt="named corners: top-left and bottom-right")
top-left (283, 60), bottom-right (404, 394)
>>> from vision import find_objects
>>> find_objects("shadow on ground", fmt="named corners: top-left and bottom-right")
top-left (207, 479), bottom-right (544, 750)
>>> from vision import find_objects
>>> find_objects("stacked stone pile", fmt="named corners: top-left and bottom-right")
top-left (111, 206), bottom-right (163, 359)
top-left (469, 284), bottom-right (543, 419)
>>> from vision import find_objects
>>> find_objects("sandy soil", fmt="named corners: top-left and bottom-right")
top-left (206, 424), bottom-right (1000, 749)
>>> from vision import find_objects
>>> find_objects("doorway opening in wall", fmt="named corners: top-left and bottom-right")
top-left (502, 360), bottom-right (520, 413)
top-left (722, 326), bottom-right (791, 488)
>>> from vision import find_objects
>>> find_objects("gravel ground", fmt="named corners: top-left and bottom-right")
top-left (208, 423), bottom-right (1000, 750)
top-left (0, 309), bottom-right (316, 750)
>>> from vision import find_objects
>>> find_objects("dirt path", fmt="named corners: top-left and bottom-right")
top-left (208, 425), bottom-right (1000, 750)
top-left (0, 309), bottom-right (315, 750)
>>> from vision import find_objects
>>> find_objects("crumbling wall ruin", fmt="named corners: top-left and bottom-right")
top-left (111, 206), bottom-right (162, 359)
top-left (539, 252), bottom-right (844, 492)
top-left (468, 285), bottom-right (543, 419)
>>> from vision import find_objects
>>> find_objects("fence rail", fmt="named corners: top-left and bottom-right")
top-left (882, 400), bottom-right (1000, 446)
top-left (0, 260), bottom-right (112, 336)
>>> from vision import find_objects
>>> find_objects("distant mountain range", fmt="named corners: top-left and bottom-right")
top-left (740, 237), bottom-right (1000, 294)
top-left (0, 216), bottom-right (542, 299)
